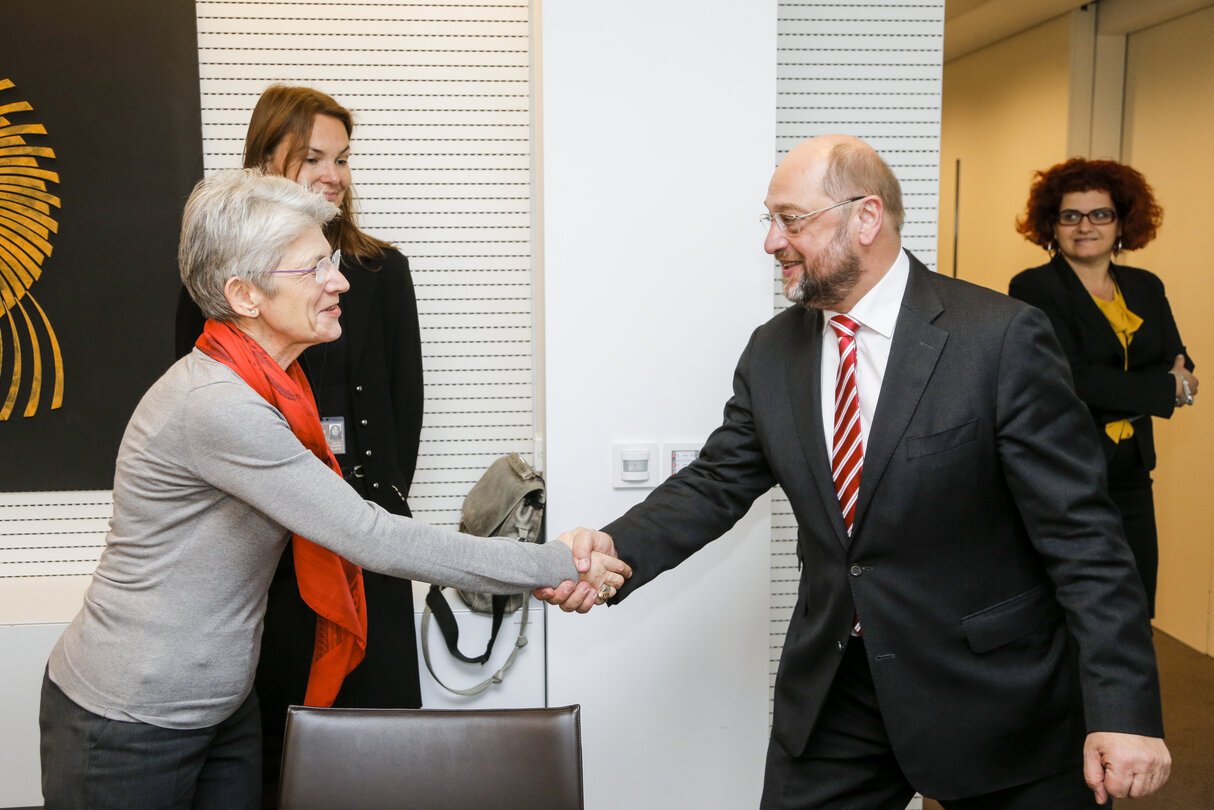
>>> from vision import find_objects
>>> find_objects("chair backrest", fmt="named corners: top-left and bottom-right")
top-left (278, 704), bottom-right (583, 810)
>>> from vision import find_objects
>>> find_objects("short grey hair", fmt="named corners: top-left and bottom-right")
top-left (179, 169), bottom-right (339, 320)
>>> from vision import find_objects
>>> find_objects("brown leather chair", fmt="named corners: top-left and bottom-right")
top-left (277, 704), bottom-right (583, 810)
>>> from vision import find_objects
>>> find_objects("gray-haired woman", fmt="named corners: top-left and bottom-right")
top-left (38, 169), bottom-right (628, 809)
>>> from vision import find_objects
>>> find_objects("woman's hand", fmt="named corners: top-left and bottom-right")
top-left (1171, 355), bottom-right (1198, 406)
top-left (581, 551), bottom-right (631, 605)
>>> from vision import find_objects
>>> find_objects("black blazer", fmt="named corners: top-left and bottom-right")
top-left (604, 253), bottom-right (1161, 800)
top-left (1009, 253), bottom-right (1193, 469)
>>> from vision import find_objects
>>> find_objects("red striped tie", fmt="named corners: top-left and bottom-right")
top-left (830, 315), bottom-right (863, 534)
top-left (831, 315), bottom-right (864, 637)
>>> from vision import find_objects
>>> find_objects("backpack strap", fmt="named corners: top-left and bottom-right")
top-left (421, 595), bottom-right (530, 696)
top-left (423, 586), bottom-right (507, 664)
top-left (421, 453), bottom-right (544, 695)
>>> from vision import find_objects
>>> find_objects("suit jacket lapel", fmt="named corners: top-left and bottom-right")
top-left (1052, 255), bottom-right (1124, 359)
top-left (786, 307), bottom-right (853, 547)
top-left (854, 255), bottom-right (946, 532)
top-left (1110, 263), bottom-right (1154, 365)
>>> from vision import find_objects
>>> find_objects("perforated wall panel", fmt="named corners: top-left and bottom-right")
top-left (0, 0), bottom-right (534, 607)
top-left (770, 0), bottom-right (945, 719)
top-left (195, 0), bottom-right (537, 528)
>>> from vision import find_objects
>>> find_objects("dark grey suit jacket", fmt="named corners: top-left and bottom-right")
top-left (605, 251), bottom-right (1162, 799)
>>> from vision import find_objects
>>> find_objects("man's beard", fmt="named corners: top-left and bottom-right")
top-left (784, 222), bottom-right (863, 310)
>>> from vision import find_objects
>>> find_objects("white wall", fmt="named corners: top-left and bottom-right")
top-left (1122, 3), bottom-right (1214, 653)
top-left (0, 624), bottom-right (62, 808)
top-left (539, 1), bottom-right (778, 807)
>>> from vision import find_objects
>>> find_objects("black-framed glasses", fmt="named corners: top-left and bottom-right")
top-left (263, 249), bottom-right (342, 285)
top-left (1057, 208), bottom-right (1117, 226)
top-left (761, 196), bottom-right (865, 235)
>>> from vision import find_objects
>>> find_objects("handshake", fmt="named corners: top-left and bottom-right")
top-left (536, 528), bottom-right (628, 613)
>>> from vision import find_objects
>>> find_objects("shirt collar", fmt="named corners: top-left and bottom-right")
top-left (822, 246), bottom-right (909, 339)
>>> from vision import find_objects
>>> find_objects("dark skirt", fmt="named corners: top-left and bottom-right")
top-left (1106, 438), bottom-right (1158, 618)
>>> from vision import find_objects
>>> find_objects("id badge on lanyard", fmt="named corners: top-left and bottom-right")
top-left (320, 416), bottom-right (346, 456)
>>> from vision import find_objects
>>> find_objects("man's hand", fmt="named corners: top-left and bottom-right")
top-left (1083, 732), bottom-right (1171, 804)
top-left (532, 527), bottom-right (621, 613)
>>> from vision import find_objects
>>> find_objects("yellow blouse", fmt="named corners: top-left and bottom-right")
top-left (1091, 284), bottom-right (1143, 443)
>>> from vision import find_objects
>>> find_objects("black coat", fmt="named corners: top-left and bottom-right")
top-left (175, 247), bottom-right (425, 719)
top-left (605, 253), bottom-right (1161, 799)
top-left (1008, 252), bottom-right (1193, 469)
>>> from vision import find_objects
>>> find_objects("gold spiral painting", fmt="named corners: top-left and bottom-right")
top-left (0, 77), bottom-right (63, 419)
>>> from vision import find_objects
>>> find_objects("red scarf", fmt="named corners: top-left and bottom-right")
top-left (197, 319), bottom-right (367, 707)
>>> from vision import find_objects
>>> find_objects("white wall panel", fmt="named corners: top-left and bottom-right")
top-left (771, 0), bottom-right (945, 767)
top-left (0, 492), bottom-right (109, 621)
top-left (196, 1), bottom-right (538, 532)
top-left (771, 6), bottom-right (943, 806)
top-left (0, 1), bottom-right (538, 623)
top-left (541, 0), bottom-right (778, 807)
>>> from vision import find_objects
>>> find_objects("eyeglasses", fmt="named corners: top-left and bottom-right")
top-left (761, 196), bottom-right (864, 235)
top-left (1056, 208), bottom-right (1117, 226)
top-left (263, 250), bottom-right (342, 285)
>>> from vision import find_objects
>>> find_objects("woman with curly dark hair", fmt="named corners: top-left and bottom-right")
top-left (1009, 157), bottom-right (1197, 616)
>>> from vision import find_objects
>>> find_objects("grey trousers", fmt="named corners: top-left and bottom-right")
top-left (39, 670), bottom-right (261, 810)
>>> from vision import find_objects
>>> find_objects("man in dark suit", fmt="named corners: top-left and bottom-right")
top-left (538, 135), bottom-right (1170, 807)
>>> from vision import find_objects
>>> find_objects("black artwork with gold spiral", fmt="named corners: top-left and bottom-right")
top-left (0, 77), bottom-right (64, 420)
top-left (1, 0), bottom-right (202, 489)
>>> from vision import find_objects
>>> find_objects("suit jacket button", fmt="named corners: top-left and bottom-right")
top-left (371, 482), bottom-right (380, 489)
top-left (360, 419), bottom-right (368, 426)
top-left (849, 564), bottom-right (863, 577)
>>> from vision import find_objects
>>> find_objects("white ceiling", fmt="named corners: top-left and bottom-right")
top-left (945, 0), bottom-right (1005, 21)
top-left (944, 0), bottom-right (1090, 61)
top-left (944, 0), bottom-right (1214, 61)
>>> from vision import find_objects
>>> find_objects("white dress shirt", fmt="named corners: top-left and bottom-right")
top-left (819, 248), bottom-right (911, 457)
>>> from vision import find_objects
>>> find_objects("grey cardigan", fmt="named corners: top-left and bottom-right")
top-left (48, 351), bottom-right (577, 729)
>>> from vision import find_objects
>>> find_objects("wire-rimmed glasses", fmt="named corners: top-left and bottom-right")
top-left (761, 196), bottom-right (864, 235)
top-left (263, 250), bottom-right (342, 285)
